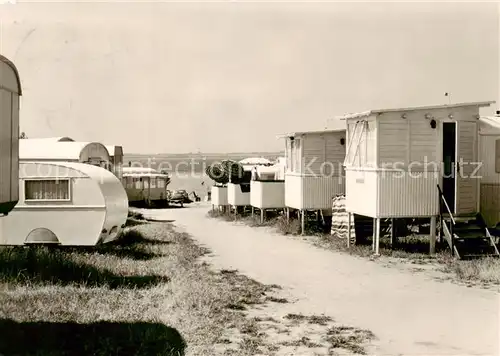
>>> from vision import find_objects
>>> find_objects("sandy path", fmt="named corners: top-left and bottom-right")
top-left (141, 204), bottom-right (499, 356)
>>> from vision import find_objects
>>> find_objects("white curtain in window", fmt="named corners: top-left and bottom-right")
top-left (25, 180), bottom-right (69, 200)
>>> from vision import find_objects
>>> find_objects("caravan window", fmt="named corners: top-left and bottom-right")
top-left (134, 178), bottom-right (142, 189)
top-left (150, 177), bottom-right (157, 188)
top-left (496, 139), bottom-right (500, 173)
top-left (25, 179), bottom-right (71, 201)
top-left (143, 178), bottom-right (149, 189)
top-left (157, 178), bottom-right (165, 188)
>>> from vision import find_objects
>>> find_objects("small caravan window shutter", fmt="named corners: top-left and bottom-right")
top-left (496, 139), bottom-right (500, 173)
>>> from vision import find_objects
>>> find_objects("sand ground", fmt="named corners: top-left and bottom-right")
top-left (139, 203), bottom-right (499, 356)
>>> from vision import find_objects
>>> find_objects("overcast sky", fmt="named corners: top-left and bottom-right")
top-left (0, 1), bottom-right (498, 154)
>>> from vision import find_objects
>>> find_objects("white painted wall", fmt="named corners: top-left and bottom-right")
top-left (345, 169), bottom-right (378, 217)
top-left (250, 181), bottom-right (285, 209)
top-left (227, 183), bottom-right (250, 206)
top-left (211, 186), bottom-right (228, 206)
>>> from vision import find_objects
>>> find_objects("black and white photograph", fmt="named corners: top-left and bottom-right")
top-left (0, 1), bottom-right (499, 355)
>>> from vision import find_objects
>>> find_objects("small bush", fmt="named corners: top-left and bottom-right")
top-left (275, 216), bottom-right (301, 235)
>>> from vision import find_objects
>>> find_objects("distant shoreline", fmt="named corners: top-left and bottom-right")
top-left (122, 153), bottom-right (284, 174)
top-left (124, 152), bottom-right (284, 159)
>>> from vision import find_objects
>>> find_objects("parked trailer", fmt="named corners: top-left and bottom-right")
top-left (121, 166), bottom-right (170, 207)
top-left (0, 54), bottom-right (22, 216)
top-left (20, 139), bottom-right (111, 169)
top-left (20, 137), bottom-right (124, 180)
top-left (0, 161), bottom-right (128, 246)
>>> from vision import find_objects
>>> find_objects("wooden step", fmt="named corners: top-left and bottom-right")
top-left (442, 213), bottom-right (478, 223)
top-left (453, 230), bottom-right (486, 239)
top-left (454, 238), bottom-right (497, 258)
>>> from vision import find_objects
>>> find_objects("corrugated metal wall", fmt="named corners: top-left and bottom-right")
top-left (377, 170), bottom-right (439, 218)
top-left (301, 175), bottom-right (344, 210)
top-left (479, 134), bottom-right (500, 226)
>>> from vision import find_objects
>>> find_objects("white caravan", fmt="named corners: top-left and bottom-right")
top-left (0, 161), bottom-right (129, 246)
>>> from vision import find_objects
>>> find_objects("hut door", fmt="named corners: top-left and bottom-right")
top-left (455, 121), bottom-right (479, 215)
top-left (441, 122), bottom-right (457, 214)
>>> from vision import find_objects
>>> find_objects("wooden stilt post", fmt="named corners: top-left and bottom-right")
top-left (301, 210), bottom-right (305, 235)
top-left (390, 218), bottom-right (395, 248)
top-left (372, 218), bottom-right (376, 251)
top-left (347, 212), bottom-right (352, 248)
top-left (251, 206), bottom-right (254, 218)
top-left (260, 209), bottom-right (264, 224)
top-left (286, 207), bottom-right (290, 221)
top-left (374, 218), bottom-right (381, 256)
top-left (430, 215), bottom-right (437, 255)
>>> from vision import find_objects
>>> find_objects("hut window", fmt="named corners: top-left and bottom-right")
top-left (295, 138), bottom-right (301, 172)
top-left (496, 139), bottom-right (500, 173)
top-left (25, 179), bottom-right (70, 201)
top-left (157, 179), bottom-right (166, 188)
top-left (143, 178), bottom-right (150, 189)
top-left (289, 138), bottom-right (301, 173)
top-left (150, 178), bottom-right (157, 188)
top-left (134, 178), bottom-right (142, 189)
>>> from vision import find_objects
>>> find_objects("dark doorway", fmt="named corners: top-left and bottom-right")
top-left (442, 122), bottom-right (456, 214)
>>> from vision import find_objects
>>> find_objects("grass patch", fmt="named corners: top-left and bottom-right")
top-left (442, 257), bottom-right (500, 285)
top-left (281, 336), bottom-right (323, 348)
top-left (284, 313), bottom-right (333, 326)
top-left (325, 325), bottom-right (375, 355)
top-left (0, 223), bottom-right (283, 356)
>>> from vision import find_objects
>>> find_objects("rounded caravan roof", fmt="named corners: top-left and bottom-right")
top-left (122, 166), bottom-right (169, 178)
top-left (20, 140), bottom-right (110, 162)
top-left (24, 137), bottom-right (75, 143)
top-left (20, 161), bottom-right (128, 244)
top-left (0, 54), bottom-right (22, 95)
